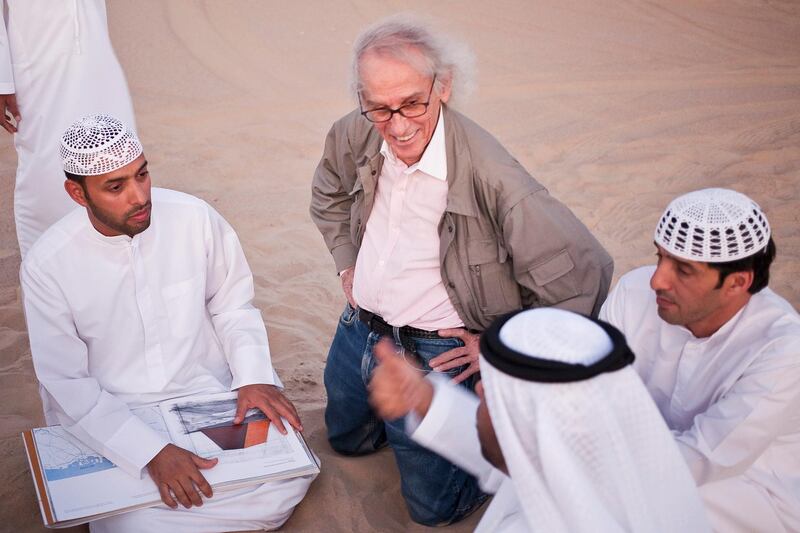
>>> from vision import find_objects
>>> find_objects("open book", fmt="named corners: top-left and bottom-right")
top-left (22, 391), bottom-right (319, 528)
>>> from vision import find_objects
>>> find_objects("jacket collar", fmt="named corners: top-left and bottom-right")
top-left (357, 104), bottom-right (479, 218)
top-left (442, 105), bottom-right (479, 218)
top-left (379, 107), bottom-right (448, 182)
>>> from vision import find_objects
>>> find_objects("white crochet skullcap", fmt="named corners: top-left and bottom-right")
top-left (655, 188), bottom-right (771, 263)
top-left (60, 114), bottom-right (143, 176)
top-left (498, 308), bottom-right (613, 366)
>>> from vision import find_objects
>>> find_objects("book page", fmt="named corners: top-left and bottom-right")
top-left (159, 391), bottom-right (317, 486)
top-left (32, 406), bottom-right (163, 523)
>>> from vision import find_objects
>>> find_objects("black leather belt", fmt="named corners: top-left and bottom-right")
top-left (358, 308), bottom-right (442, 352)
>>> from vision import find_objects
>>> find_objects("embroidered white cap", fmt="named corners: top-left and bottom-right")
top-left (655, 188), bottom-right (771, 262)
top-left (60, 114), bottom-right (143, 176)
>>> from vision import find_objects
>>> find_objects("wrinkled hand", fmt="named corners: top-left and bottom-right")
top-left (368, 338), bottom-right (434, 420)
top-left (0, 93), bottom-right (20, 134)
top-left (340, 267), bottom-right (356, 308)
top-left (146, 443), bottom-right (217, 509)
top-left (430, 328), bottom-right (481, 384)
top-left (234, 384), bottom-right (302, 435)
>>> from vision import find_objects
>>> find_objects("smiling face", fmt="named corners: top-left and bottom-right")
top-left (358, 48), bottom-right (451, 166)
top-left (650, 244), bottom-right (752, 337)
top-left (64, 154), bottom-right (152, 237)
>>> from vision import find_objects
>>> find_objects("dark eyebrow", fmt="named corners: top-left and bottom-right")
top-left (654, 243), bottom-right (696, 270)
top-left (102, 160), bottom-right (149, 185)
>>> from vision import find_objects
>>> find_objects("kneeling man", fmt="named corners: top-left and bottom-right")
top-left (22, 114), bottom-right (316, 532)
top-left (369, 308), bottom-right (710, 532)
top-left (601, 188), bottom-right (800, 532)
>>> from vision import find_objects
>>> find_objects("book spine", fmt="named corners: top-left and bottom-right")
top-left (21, 430), bottom-right (56, 527)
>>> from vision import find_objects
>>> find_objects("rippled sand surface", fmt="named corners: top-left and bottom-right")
top-left (1, 1), bottom-right (798, 531)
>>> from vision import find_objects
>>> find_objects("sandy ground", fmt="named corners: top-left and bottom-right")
top-left (1, 1), bottom-right (798, 531)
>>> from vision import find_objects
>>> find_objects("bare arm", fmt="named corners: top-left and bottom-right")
top-left (0, 93), bottom-right (19, 133)
top-left (0, 6), bottom-right (19, 133)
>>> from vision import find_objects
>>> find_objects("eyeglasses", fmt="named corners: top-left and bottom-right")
top-left (359, 76), bottom-right (437, 123)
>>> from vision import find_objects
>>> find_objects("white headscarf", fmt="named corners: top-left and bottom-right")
top-left (480, 308), bottom-right (710, 533)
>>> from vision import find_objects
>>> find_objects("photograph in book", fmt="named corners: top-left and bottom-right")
top-left (166, 397), bottom-right (292, 459)
top-left (158, 392), bottom-right (319, 486)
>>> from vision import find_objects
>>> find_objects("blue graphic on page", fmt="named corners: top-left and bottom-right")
top-left (34, 427), bottom-right (117, 481)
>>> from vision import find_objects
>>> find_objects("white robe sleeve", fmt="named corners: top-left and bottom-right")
top-left (673, 336), bottom-right (800, 485)
top-left (598, 277), bottom-right (624, 326)
top-left (203, 205), bottom-right (275, 388)
top-left (21, 262), bottom-right (170, 478)
top-left (0, 1), bottom-right (15, 94)
top-left (409, 376), bottom-right (508, 494)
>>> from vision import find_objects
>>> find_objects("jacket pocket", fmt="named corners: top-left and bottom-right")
top-left (467, 239), bottom-right (520, 315)
top-left (349, 181), bottom-right (365, 245)
top-left (525, 249), bottom-right (580, 304)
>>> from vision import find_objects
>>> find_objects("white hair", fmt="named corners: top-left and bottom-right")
top-left (350, 14), bottom-right (476, 106)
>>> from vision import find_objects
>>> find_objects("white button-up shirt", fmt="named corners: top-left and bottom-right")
top-left (601, 266), bottom-right (800, 531)
top-left (352, 110), bottom-right (463, 330)
top-left (21, 188), bottom-right (275, 478)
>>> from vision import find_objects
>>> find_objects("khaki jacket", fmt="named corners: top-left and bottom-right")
top-left (310, 105), bottom-right (613, 331)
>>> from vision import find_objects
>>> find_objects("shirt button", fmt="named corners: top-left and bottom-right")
top-left (448, 282), bottom-right (455, 288)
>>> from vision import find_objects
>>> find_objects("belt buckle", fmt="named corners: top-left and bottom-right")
top-left (398, 332), bottom-right (416, 356)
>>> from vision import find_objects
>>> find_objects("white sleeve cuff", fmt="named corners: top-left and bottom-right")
top-left (407, 375), bottom-right (505, 493)
top-left (102, 415), bottom-right (171, 478)
top-left (410, 374), bottom-right (478, 446)
top-left (228, 345), bottom-right (275, 389)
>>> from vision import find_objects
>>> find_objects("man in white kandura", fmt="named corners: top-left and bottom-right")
top-left (368, 307), bottom-right (710, 532)
top-left (21, 115), bottom-right (316, 532)
top-left (600, 188), bottom-right (800, 532)
top-left (0, 0), bottom-right (137, 257)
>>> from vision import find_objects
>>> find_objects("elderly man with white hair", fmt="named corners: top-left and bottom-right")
top-left (368, 307), bottom-right (711, 532)
top-left (310, 15), bottom-right (613, 525)
top-left (600, 188), bottom-right (800, 532)
top-left (21, 114), bottom-right (316, 532)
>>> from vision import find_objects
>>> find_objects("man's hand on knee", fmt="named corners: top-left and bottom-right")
top-left (234, 384), bottom-right (303, 434)
top-left (146, 443), bottom-right (217, 509)
top-left (368, 338), bottom-right (434, 420)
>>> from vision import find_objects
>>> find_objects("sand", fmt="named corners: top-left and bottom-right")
top-left (0, 1), bottom-right (798, 531)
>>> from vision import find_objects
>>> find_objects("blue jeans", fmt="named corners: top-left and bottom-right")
top-left (324, 303), bottom-right (487, 526)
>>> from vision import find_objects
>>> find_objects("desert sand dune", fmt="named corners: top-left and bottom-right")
top-left (0, 1), bottom-right (798, 531)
